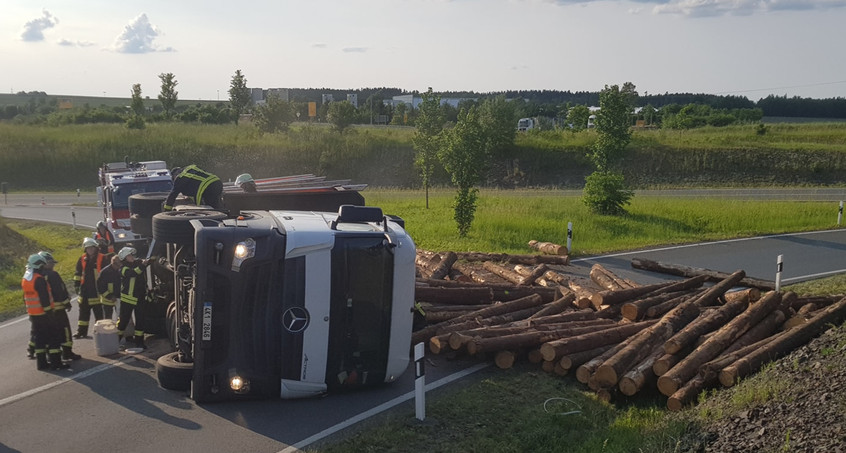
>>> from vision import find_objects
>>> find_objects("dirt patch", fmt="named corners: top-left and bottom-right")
top-left (0, 218), bottom-right (38, 272)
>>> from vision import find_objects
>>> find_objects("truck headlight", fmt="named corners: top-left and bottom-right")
top-left (230, 376), bottom-right (250, 393)
top-left (231, 238), bottom-right (256, 272)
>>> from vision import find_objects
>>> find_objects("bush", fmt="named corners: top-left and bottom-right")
top-left (582, 171), bottom-right (633, 215)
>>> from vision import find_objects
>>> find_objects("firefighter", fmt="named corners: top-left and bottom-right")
top-left (235, 173), bottom-right (257, 193)
top-left (23, 254), bottom-right (68, 370)
top-left (163, 165), bottom-right (223, 211)
top-left (39, 251), bottom-right (82, 361)
top-left (73, 237), bottom-right (108, 338)
top-left (117, 247), bottom-right (150, 350)
top-left (94, 221), bottom-right (115, 254)
top-left (97, 254), bottom-right (123, 320)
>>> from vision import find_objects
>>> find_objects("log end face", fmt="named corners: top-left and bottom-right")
top-left (593, 364), bottom-right (619, 388)
top-left (618, 378), bottom-right (638, 396)
top-left (657, 375), bottom-right (680, 397)
top-left (540, 343), bottom-right (557, 362)
top-left (667, 397), bottom-right (684, 412)
top-left (575, 366), bottom-right (591, 384)
top-left (719, 368), bottom-right (738, 388)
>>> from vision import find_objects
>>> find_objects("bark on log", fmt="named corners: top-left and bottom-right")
top-left (575, 341), bottom-right (628, 384)
top-left (451, 262), bottom-right (502, 285)
top-left (667, 375), bottom-right (711, 412)
top-left (790, 295), bottom-right (843, 311)
top-left (540, 320), bottom-right (657, 362)
top-left (528, 240), bottom-right (569, 256)
top-left (653, 353), bottom-right (682, 377)
top-left (425, 309), bottom-right (475, 323)
top-left (415, 252), bottom-right (441, 279)
top-left (518, 264), bottom-right (550, 286)
top-left (593, 301), bottom-right (700, 387)
top-left (698, 333), bottom-right (784, 380)
top-left (457, 252), bottom-right (570, 266)
top-left (415, 286), bottom-right (494, 305)
top-left (618, 343), bottom-right (666, 396)
top-left (429, 333), bottom-right (453, 354)
top-left (590, 263), bottom-right (632, 291)
top-left (657, 290), bottom-right (783, 396)
top-left (543, 270), bottom-right (571, 286)
top-left (622, 290), bottom-right (695, 321)
top-left (724, 288), bottom-right (761, 304)
top-left (529, 292), bottom-right (577, 319)
top-left (541, 360), bottom-right (555, 373)
top-left (559, 344), bottom-right (614, 371)
top-left (529, 309), bottom-right (598, 326)
top-left (467, 323), bottom-right (618, 355)
top-left (720, 295), bottom-right (846, 387)
top-left (590, 280), bottom-right (681, 309)
top-left (568, 277), bottom-right (601, 309)
top-left (528, 349), bottom-right (544, 364)
top-left (663, 296), bottom-right (751, 355)
top-left (483, 261), bottom-right (526, 286)
top-left (494, 286), bottom-right (559, 303)
top-left (631, 258), bottom-right (774, 291)
top-left (645, 292), bottom-right (701, 319)
top-left (428, 251), bottom-right (457, 280)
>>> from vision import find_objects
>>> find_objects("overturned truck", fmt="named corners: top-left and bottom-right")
top-left (130, 180), bottom-right (416, 402)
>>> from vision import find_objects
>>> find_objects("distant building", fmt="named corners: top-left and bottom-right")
top-left (266, 88), bottom-right (290, 102)
top-left (384, 94), bottom-right (474, 109)
top-left (347, 93), bottom-right (358, 108)
top-left (249, 88), bottom-right (264, 104)
top-left (321, 94), bottom-right (335, 104)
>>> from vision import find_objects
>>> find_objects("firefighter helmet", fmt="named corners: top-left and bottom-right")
top-left (96, 220), bottom-right (107, 230)
top-left (83, 237), bottom-right (99, 249)
top-left (170, 167), bottom-right (183, 181)
top-left (27, 254), bottom-right (47, 270)
top-left (117, 247), bottom-right (137, 260)
top-left (235, 173), bottom-right (254, 186)
top-left (38, 251), bottom-right (56, 264)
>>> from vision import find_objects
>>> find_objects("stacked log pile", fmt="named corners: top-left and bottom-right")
top-left (413, 246), bottom-right (846, 410)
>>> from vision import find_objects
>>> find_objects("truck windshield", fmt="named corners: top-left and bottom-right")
top-left (112, 181), bottom-right (173, 208)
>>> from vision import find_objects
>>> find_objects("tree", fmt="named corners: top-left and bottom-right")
top-left (439, 107), bottom-right (489, 237)
top-left (158, 73), bottom-right (178, 118)
top-left (229, 69), bottom-right (251, 125)
top-left (390, 102), bottom-right (408, 125)
top-left (327, 101), bottom-right (357, 133)
top-left (412, 87), bottom-right (444, 209)
top-left (478, 96), bottom-right (517, 160)
top-left (127, 83), bottom-right (146, 129)
top-left (583, 83), bottom-right (637, 215)
top-left (253, 94), bottom-right (294, 134)
top-left (567, 105), bottom-right (591, 130)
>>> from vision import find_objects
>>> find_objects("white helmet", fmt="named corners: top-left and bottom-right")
top-left (83, 237), bottom-right (98, 249)
top-left (235, 173), bottom-right (254, 186)
top-left (117, 247), bottom-right (137, 260)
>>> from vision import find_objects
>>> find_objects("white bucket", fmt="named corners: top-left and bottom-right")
top-left (93, 319), bottom-right (120, 356)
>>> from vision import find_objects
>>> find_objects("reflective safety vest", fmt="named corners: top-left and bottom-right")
top-left (22, 270), bottom-right (54, 316)
top-left (76, 253), bottom-right (107, 286)
top-left (95, 231), bottom-right (115, 254)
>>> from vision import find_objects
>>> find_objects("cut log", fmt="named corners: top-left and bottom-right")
top-left (590, 280), bottom-right (681, 309)
top-left (667, 374), bottom-right (711, 412)
top-left (553, 362), bottom-right (569, 376)
top-left (543, 270), bottom-right (571, 286)
top-left (482, 261), bottom-right (525, 285)
top-left (495, 350), bottom-right (518, 369)
top-left (631, 258), bottom-right (774, 291)
top-left (425, 309), bottom-right (475, 323)
top-left (528, 240), bottom-right (569, 256)
top-left (575, 341), bottom-right (628, 384)
top-left (429, 333), bottom-right (453, 354)
top-left (457, 252), bottom-right (570, 266)
top-left (540, 320), bottom-right (657, 362)
top-left (653, 353), bottom-right (682, 377)
top-left (663, 296), bottom-right (751, 355)
top-left (415, 286), bottom-right (493, 305)
top-left (657, 290), bottom-right (783, 396)
top-left (529, 292), bottom-right (577, 319)
top-left (720, 295), bottom-right (846, 387)
top-left (568, 277), bottom-right (601, 309)
top-left (429, 251), bottom-right (457, 280)
top-left (541, 360), bottom-right (555, 373)
top-left (590, 263), bottom-right (632, 291)
top-left (790, 294), bottom-right (843, 311)
top-left (529, 308), bottom-right (598, 326)
top-left (492, 286), bottom-right (558, 303)
top-left (698, 333), bottom-right (784, 380)
top-left (467, 323), bottom-right (618, 355)
top-left (724, 287), bottom-right (761, 304)
top-left (618, 343), bottom-right (666, 396)
top-left (645, 292), bottom-right (701, 319)
top-left (622, 290), bottom-right (695, 321)
top-left (415, 251), bottom-right (441, 279)
top-left (559, 344), bottom-right (614, 370)
top-left (528, 349), bottom-right (544, 364)
top-left (593, 301), bottom-right (700, 387)
top-left (451, 262), bottom-right (502, 285)
top-left (519, 264), bottom-right (550, 286)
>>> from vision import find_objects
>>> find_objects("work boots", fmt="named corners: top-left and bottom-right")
top-left (36, 353), bottom-right (49, 371)
top-left (61, 345), bottom-right (82, 361)
top-left (73, 326), bottom-right (88, 339)
top-left (48, 352), bottom-right (70, 370)
top-left (27, 344), bottom-right (35, 359)
top-left (134, 335), bottom-right (146, 350)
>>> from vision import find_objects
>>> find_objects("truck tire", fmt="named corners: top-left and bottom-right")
top-left (152, 210), bottom-right (226, 246)
top-left (129, 192), bottom-right (169, 217)
top-left (156, 352), bottom-right (193, 391)
top-left (129, 213), bottom-right (153, 238)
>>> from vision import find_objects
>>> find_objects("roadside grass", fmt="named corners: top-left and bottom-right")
top-left (0, 220), bottom-right (85, 322)
top-left (366, 188), bottom-right (842, 255)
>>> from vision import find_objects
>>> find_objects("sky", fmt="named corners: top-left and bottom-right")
top-left (3, 0), bottom-right (846, 102)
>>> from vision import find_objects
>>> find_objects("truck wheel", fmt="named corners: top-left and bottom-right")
top-left (156, 352), bottom-right (193, 391)
top-left (129, 192), bottom-right (170, 217)
top-left (130, 213), bottom-right (153, 238)
top-left (152, 210), bottom-right (226, 246)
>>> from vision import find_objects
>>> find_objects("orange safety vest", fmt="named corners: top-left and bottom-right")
top-left (96, 231), bottom-right (115, 254)
top-left (22, 271), bottom-right (54, 316)
top-left (80, 253), bottom-right (107, 286)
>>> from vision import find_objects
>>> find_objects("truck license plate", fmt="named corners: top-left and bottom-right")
top-left (202, 302), bottom-right (213, 341)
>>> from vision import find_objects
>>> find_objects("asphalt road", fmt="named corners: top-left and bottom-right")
top-left (1, 193), bottom-right (845, 453)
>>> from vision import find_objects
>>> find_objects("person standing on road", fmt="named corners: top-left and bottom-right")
top-left (94, 221), bottom-right (115, 254)
top-left (117, 247), bottom-right (149, 350)
top-left (73, 237), bottom-right (108, 338)
top-left (164, 165), bottom-right (223, 211)
top-left (39, 251), bottom-right (82, 362)
top-left (22, 254), bottom-right (68, 370)
top-left (97, 254), bottom-right (123, 320)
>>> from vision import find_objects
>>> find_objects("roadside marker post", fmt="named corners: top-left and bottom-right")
top-left (567, 222), bottom-right (573, 252)
top-left (414, 342), bottom-right (425, 421)
top-left (838, 201), bottom-right (843, 226)
top-left (71, 208), bottom-right (77, 230)
top-left (775, 255), bottom-right (784, 292)
top-left (41, 196), bottom-right (45, 206)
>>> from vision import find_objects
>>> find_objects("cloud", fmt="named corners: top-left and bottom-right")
top-left (111, 13), bottom-right (174, 53)
top-left (544, 0), bottom-right (846, 16)
top-left (58, 39), bottom-right (95, 48)
top-left (342, 47), bottom-right (368, 53)
top-left (312, 43), bottom-right (327, 48)
top-left (20, 10), bottom-right (59, 42)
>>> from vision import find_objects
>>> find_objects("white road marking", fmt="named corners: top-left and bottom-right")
top-left (0, 356), bottom-right (133, 408)
top-left (278, 363), bottom-right (491, 453)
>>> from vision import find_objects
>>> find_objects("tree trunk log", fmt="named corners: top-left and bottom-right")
top-left (415, 286), bottom-right (494, 305)
top-left (528, 349), bottom-right (544, 364)
top-left (541, 359), bottom-right (555, 373)
top-left (631, 258), bottom-right (774, 291)
top-left (663, 296), bottom-right (751, 355)
top-left (540, 320), bottom-right (657, 362)
top-left (457, 252), bottom-right (569, 266)
top-left (575, 341), bottom-right (628, 384)
top-left (425, 309), bottom-right (475, 323)
top-left (482, 261), bottom-right (525, 285)
top-left (618, 343), bottom-right (666, 396)
top-left (543, 270), bottom-right (571, 286)
top-left (720, 295), bottom-right (846, 387)
top-left (568, 277), bottom-right (601, 309)
top-left (657, 290), bottom-right (783, 396)
top-left (529, 292), bottom-right (577, 319)
top-left (559, 344), bottom-right (614, 370)
top-left (467, 323), bottom-right (618, 355)
top-left (724, 287), bottom-right (761, 304)
top-left (699, 333), bottom-right (784, 380)
top-left (529, 308), bottom-right (598, 326)
top-left (590, 263), bottom-right (632, 291)
top-left (645, 291), bottom-right (702, 319)
top-left (622, 290), bottom-right (696, 321)
top-left (495, 350), bottom-right (518, 369)
top-left (528, 240), bottom-right (569, 256)
top-left (590, 280), bottom-right (682, 309)
top-left (593, 301), bottom-right (700, 387)
top-left (667, 374), bottom-right (712, 412)
top-left (653, 353), bottom-right (682, 377)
